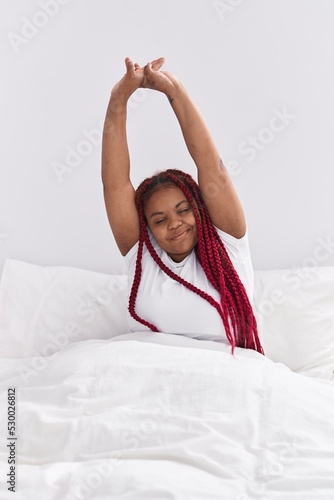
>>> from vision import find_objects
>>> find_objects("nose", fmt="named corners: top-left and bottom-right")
top-left (168, 217), bottom-right (182, 231)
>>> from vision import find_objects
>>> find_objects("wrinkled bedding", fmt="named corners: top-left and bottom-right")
top-left (1, 331), bottom-right (333, 499)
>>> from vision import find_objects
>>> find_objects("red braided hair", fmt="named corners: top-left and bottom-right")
top-left (128, 169), bottom-right (264, 355)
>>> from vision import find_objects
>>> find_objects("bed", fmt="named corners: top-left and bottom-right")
top-left (0, 258), bottom-right (333, 499)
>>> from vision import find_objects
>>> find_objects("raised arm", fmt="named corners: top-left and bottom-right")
top-left (143, 61), bottom-right (246, 239)
top-left (101, 57), bottom-right (164, 255)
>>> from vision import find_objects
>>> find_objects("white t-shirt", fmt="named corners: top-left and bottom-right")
top-left (124, 226), bottom-right (254, 344)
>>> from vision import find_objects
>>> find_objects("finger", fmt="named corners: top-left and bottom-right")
top-left (125, 57), bottom-right (135, 75)
top-left (134, 63), bottom-right (140, 70)
top-left (144, 61), bottom-right (153, 75)
top-left (144, 67), bottom-right (156, 87)
top-left (151, 57), bottom-right (165, 70)
top-left (142, 64), bottom-right (155, 89)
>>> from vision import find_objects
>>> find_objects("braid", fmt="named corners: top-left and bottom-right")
top-left (128, 169), bottom-right (264, 355)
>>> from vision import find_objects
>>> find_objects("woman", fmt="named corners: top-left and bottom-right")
top-left (101, 57), bottom-right (264, 354)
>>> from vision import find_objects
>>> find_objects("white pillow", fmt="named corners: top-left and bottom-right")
top-left (0, 259), bottom-right (128, 358)
top-left (253, 267), bottom-right (334, 380)
top-left (1, 259), bottom-right (334, 382)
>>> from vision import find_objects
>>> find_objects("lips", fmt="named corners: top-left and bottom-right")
top-left (170, 229), bottom-right (189, 241)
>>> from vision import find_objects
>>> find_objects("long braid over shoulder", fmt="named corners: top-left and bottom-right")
top-left (128, 169), bottom-right (264, 355)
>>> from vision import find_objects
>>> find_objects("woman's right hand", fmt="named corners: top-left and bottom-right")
top-left (111, 57), bottom-right (165, 103)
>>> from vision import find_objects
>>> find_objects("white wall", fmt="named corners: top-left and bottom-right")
top-left (1, 0), bottom-right (333, 275)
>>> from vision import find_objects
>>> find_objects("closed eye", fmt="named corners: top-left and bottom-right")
top-left (153, 207), bottom-right (191, 225)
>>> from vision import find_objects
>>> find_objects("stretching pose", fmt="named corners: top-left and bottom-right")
top-left (102, 57), bottom-right (264, 354)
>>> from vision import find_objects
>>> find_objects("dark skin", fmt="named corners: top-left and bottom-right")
top-left (102, 57), bottom-right (247, 257)
top-left (144, 186), bottom-right (198, 262)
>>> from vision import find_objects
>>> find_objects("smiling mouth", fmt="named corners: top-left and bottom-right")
top-left (170, 229), bottom-right (189, 241)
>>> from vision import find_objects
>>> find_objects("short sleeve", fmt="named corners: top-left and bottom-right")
top-left (123, 228), bottom-right (160, 269)
top-left (124, 241), bottom-right (139, 268)
top-left (214, 226), bottom-right (255, 303)
top-left (214, 227), bottom-right (251, 264)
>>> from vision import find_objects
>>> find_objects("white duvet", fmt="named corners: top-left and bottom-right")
top-left (1, 331), bottom-right (334, 499)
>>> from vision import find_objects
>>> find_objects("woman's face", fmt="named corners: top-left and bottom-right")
top-left (144, 186), bottom-right (198, 262)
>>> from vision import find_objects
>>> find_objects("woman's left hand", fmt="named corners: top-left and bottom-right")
top-left (141, 58), bottom-right (180, 95)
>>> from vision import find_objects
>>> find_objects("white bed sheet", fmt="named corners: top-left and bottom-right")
top-left (1, 331), bottom-right (333, 499)
top-left (1, 259), bottom-right (334, 382)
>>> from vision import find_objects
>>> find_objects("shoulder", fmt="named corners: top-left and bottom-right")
top-left (123, 228), bottom-right (161, 270)
top-left (214, 225), bottom-right (251, 259)
top-left (214, 225), bottom-right (255, 303)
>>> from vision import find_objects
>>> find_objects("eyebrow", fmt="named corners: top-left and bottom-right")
top-left (149, 200), bottom-right (189, 218)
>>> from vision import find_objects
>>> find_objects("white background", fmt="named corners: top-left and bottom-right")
top-left (1, 0), bottom-right (333, 275)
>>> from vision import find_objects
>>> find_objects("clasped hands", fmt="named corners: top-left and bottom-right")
top-left (111, 57), bottom-right (178, 102)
